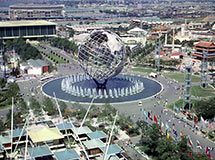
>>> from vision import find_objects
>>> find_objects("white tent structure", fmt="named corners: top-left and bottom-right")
top-left (127, 27), bottom-right (147, 36)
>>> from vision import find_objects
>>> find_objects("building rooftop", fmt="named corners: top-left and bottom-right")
top-left (0, 135), bottom-right (10, 145)
top-left (0, 20), bottom-right (56, 28)
top-left (100, 144), bottom-right (123, 158)
top-left (195, 41), bottom-right (215, 48)
top-left (28, 126), bottom-right (64, 143)
top-left (28, 59), bottom-right (48, 68)
top-left (56, 121), bottom-right (73, 131)
top-left (171, 52), bottom-right (184, 57)
top-left (71, 126), bottom-right (92, 135)
top-left (0, 144), bottom-right (3, 152)
top-left (128, 27), bottom-right (147, 34)
top-left (35, 59), bottom-right (48, 67)
top-left (54, 149), bottom-right (80, 160)
top-left (12, 128), bottom-right (26, 138)
top-left (87, 130), bottom-right (107, 140)
top-left (83, 139), bottom-right (105, 150)
top-left (10, 4), bottom-right (64, 8)
top-left (28, 145), bottom-right (52, 159)
top-left (4, 128), bottom-right (26, 138)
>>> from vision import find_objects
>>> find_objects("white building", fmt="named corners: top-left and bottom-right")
top-left (120, 27), bottom-right (148, 49)
top-left (20, 59), bottom-right (49, 75)
top-left (127, 27), bottom-right (147, 36)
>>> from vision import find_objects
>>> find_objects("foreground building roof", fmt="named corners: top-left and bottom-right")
top-left (87, 130), bottom-right (107, 140)
top-left (54, 149), bottom-right (80, 160)
top-left (83, 139), bottom-right (105, 150)
top-left (28, 126), bottom-right (64, 143)
top-left (100, 144), bottom-right (123, 159)
top-left (28, 145), bottom-right (52, 159)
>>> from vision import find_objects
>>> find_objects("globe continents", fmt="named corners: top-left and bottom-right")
top-left (78, 30), bottom-right (127, 86)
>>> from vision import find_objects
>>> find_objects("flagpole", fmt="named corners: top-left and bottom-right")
top-left (80, 96), bottom-right (96, 127)
top-left (104, 111), bottom-right (118, 160)
top-left (53, 92), bottom-right (71, 147)
top-left (24, 116), bottom-right (29, 160)
top-left (68, 118), bottom-right (90, 160)
top-left (10, 97), bottom-right (14, 160)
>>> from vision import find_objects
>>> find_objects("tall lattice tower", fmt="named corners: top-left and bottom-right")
top-left (192, 41), bottom-right (215, 88)
top-left (201, 50), bottom-right (208, 88)
top-left (155, 36), bottom-right (161, 74)
top-left (183, 59), bottom-right (192, 110)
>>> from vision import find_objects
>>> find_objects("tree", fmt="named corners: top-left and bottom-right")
top-left (11, 67), bottom-right (20, 77)
top-left (49, 37), bottom-right (77, 53)
top-left (5, 38), bottom-right (42, 61)
top-left (174, 39), bottom-right (181, 45)
top-left (42, 97), bottom-right (56, 115)
top-left (192, 153), bottom-right (209, 160)
top-left (136, 120), bottom-right (148, 132)
top-left (5, 110), bottom-right (23, 128)
top-left (0, 82), bottom-right (20, 107)
top-left (29, 97), bottom-right (42, 115)
top-left (193, 97), bottom-right (215, 120)
top-left (17, 98), bottom-right (28, 113)
top-left (177, 137), bottom-right (192, 160)
top-left (0, 78), bottom-right (6, 88)
top-left (0, 119), bottom-right (5, 132)
top-left (68, 28), bottom-right (75, 38)
top-left (156, 137), bottom-right (179, 160)
top-left (139, 124), bottom-right (162, 156)
top-left (59, 101), bottom-right (67, 114)
top-left (127, 126), bottom-right (140, 136)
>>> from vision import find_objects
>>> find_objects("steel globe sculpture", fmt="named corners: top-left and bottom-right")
top-left (43, 30), bottom-right (163, 103)
top-left (78, 30), bottom-right (127, 89)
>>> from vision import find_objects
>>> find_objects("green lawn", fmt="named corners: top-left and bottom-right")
top-left (48, 54), bottom-right (68, 64)
top-left (166, 99), bottom-right (183, 110)
top-left (191, 86), bottom-right (215, 97)
top-left (163, 72), bottom-right (201, 83)
top-left (167, 86), bottom-right (215, 110)
top-left (131, 67), bottom-right (156, 74)
top-left (132, 68), bottom-right (201, 83)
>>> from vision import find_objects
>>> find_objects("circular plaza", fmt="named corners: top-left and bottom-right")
top-left (42, 74), bottom-right (163, 104)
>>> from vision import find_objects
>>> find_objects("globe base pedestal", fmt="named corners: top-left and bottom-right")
top-left (93, 78), bottom-right (108, 90)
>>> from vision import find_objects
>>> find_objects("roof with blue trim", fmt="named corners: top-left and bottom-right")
top-left (56, 121), bottom-right (73, 131)
top-left (28, 145), bottom-right (52, 158)
top-left (54, 149), bottom-right (80, 160)
top-left (0, 135), bottom-right (10, 144)
top-left (100, 144), bottom-right (123, 158)
top-left (87, 130), bottom-right (107, 140)
top-left (12, 128), bottom-right (26, 138)
top-left (5, 128), bottom-right (26, 138)
top-left (83, 139), bottom-right (105, 150)
top-left (71, 126), bottom-right (92, 135)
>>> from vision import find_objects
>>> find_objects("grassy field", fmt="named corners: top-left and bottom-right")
top-left (167, 86), bottom-right (215, 110)
top-left (48, 54), bottom-right (68, 64)
top-left (132, 67), bottom-right (201, 83)
top-left (131, 67), bottom-right (156, 74)
top-left (191, 86), bottom-right (215, 97)
top-left (166, 99), bottom-right (183, 110)
top-left (163, 72), bottom-right (201, 83)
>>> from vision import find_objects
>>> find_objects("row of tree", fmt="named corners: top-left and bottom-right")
top-left (49, 37), bottom-right (78, 53)
top-left (138, 123), bottom-right (209, 160)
